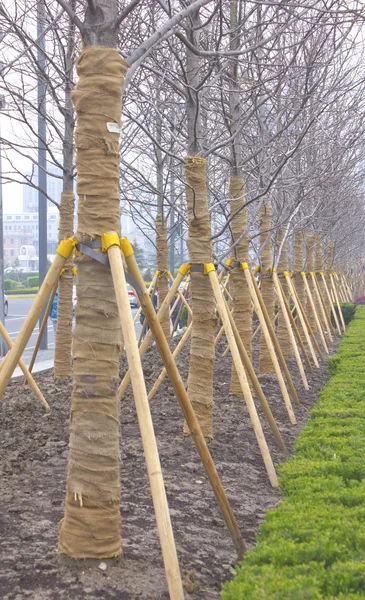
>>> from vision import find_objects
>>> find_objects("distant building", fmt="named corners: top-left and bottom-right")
top-left (3, 211), bottom-right (60, 264)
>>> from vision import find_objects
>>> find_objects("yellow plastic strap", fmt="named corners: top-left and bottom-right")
top-left (226, 258), bottom-right (233, 267)
top-left (273, 267), bottom-right (277, 272)
top-left (254, 265), bottom-right (261, 272)
top-left (178, 263), bottom-right (191, 276)
top-left (309, 271), bottom-right (315, 276)
top-left (241, 262), bottom-right (249, 270)
top-left (155, 270), bottom-right (160, 276)
top-left (57, 238), bottom-right (77, 259)
top-left (120, 237), bottom-right (134, 258)
top-left (300, 271), bottom-right (306, 277)
top-left (283, 271), bottom-right (291, 277)
top-left (72, 267), bottom-right (77, 276)
top-left (204, 263), bottom-right (216, 275)
top-left (329, 273), bottom-right (333, 277)
top-left (101, 233), bottom-right (120, 252)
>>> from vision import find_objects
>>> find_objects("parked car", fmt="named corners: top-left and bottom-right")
top-left (127, 284), bottom-right (139, 308)
top-left (4, 295), bottom-right (8, 317)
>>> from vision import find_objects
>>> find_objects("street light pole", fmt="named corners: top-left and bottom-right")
top-left (37, 0), bottom-right (48, 350)
top-left (0, 95), bottom-right (7, 356)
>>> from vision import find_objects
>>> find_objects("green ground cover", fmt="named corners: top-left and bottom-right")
top-left (222, 306), bottom-right (365, 600)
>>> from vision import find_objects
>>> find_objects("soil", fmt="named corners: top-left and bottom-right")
top-left (0, 333), bottom-right (339, 600)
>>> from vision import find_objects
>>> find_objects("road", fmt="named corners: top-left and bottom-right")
top-left (5, 296), bottom-right (143, 362)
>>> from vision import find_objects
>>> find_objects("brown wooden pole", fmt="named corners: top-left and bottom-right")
top-left (133, 274), bottom-right (158, 324)
top-left (330, 274), bottom-right (346, 332)
top-left (301, 274), bottom-right (329, 353)
top-left (320, 272), bottom-right (341, 334)
top-left (276, 276), bottom-right (313, 373)
top-left (122, 243), bottom-right (246, 559)
top-left (288, 275), bottom-right (323, 363)
top-left (310, 273), bottom-right (334, 341)
top-left (108, 242), bottom-right (184, 600)
top-left (250, 270), bottom-right (301, 408)
top-left (208, 267), bottom-right (279, 486)
top-left (273, 272), bottom-right (309, 390)
top-left (0, 322), bottom-right (50, 411)
top-left (242, 267), bottom-right (297, 423)
top-left (28, 282), bottom-right (58, 375)
top-left (0, 252), bottom-right (67, 397)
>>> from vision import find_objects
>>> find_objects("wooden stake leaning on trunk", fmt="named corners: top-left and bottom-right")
top-left (275, 276), bottom-right (313, 374)
top-left (242, 266), bottom-right (297, 423)
top-left (206, 264), bottom-right (279, 486)
top-left (121, 238), bottom-right (246, 559)
top-left (133, 275), bottom-right (158, 324)
top-left (28, 281), bottom-right (58, 375)
top-left (320, 272), bottom-right (341, 334)
top-left (284, 273), bottom-right (320, 368)
top-left (116, 265), bottom-right (188, 401)
top-left (250, 270), bottom-right (300, 408)
top-left (106, 236), bottom-right (184, 600)
top-left (310, 273), bottom-right (334, 341)
top-left (301, 273), bottom-right (329, 353)
top-left (330, 273), bottom-right (346, 332)
top-left (0, 321), bottom-right (50, 411)
top-left (272, 272), bottom-right (309, 390)
top-left (0, 240), bottom-right (75, 397)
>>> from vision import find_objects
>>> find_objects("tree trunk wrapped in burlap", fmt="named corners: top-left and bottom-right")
top-left (155, 214), bottom-right (170, 340)
top-left (229, 177), bottom-right (252, 395)
top-left (293, 231), bottom-right (306, 342)
top-left (324, 240), bottom-right (335, 311)
top-left (184, 156), bottom-right (216, 439)
top-left (59, 46), bottom-right (127, 559)
top-left (54, 191), bottom-right (75, 378)
top-left (305, 233), bottom-right (317, 333)
top-left (259, 204), bottom-right (275, 373)
top-left (276, 229), bottom-right (292, 357)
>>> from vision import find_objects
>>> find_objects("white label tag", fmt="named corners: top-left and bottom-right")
top-left (107, 122), bottom-right (121, 134)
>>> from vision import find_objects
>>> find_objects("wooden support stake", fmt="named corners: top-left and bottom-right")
top-left (250, 271), bottom-right (301, 409)
top-left (285, 274), bottom-right (320, 368)
top-left (0, 253), bottom-right (66, 397)
top-left (0, 321), bottom-right (49, 411)
top-left (148, 323), bottom-right (192, 400)
top-left (301, 274), bottom-right (329, 353)
top-left (208, 267), bottom-right (279, 486)
top-left (108, 244), bottom-right (184, 600)
top-left (290, 277), bottom-right (324, 360)
top-left (124, 250), bottom-right (246, 559)
top-left (272, 272), bottom-right (309, 390)
top-left (133, 275), bottom-right (158, 324)
top-left (276, 277), bottom-right (313, 374)
top-left (310, 273), bottom-right (334, 341)
top-left (242, 268), bottom-right (297, 423)
top-left (320, 273), bottom-right (341, 334)
top-left (330, 274), bottom-right (346, 332)
top-left (28, 282), bottom-right (58, 375)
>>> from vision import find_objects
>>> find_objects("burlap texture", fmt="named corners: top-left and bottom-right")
top-left (55, 191), bottom-right (75, 378)
top-left (305, 233), bottom-right (317, 332)
top-left (228, 177), bottom-right (252, 395)
top-left (294, 231), bottom-right (306, 342)
top-left (259, 204), bottom-right (275, 373)
top-left (155, 214), bottom-right (170, 339)
top-left (315, 234), bottom-right (329, 321)
top-left (59, 46), bottom-right (126, 559)
top-left (324, 241), bottom-right (335, 313)
top-left (276, 230), bottom-right (292, 357)
top-left (184, 156), bottom-right (216, 439)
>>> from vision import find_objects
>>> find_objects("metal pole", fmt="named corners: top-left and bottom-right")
top-left (0, 96), bottom-right (6, 356)
top-left (37, 0), bottom-right (48, 349)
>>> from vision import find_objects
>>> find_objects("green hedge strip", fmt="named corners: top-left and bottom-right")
top-left (222, 306), bottom-right (365, 600)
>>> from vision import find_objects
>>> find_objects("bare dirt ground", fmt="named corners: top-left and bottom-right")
top-left (0, 334), bottom-right (339, 600)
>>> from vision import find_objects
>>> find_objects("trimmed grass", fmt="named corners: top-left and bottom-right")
top-left (222, 306), bottom-right (365, 600)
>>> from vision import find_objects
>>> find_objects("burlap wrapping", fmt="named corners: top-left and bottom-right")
top-left (314, 234), bottom-right (329, 322)
top-left (59, 46), bottom-right (127, 560)
top-left (324, 241), bottom-right (335, 312)
top-left (228, 177), bottom-right (252, 395)
top-left (276, 230), bottom-right (292, 357)
top-left (155, 214), bottom-right (170, 339)
top-left (184, 156), bottom-right (216, 439)
top-left (55, 191), bottom-right (75, 378)
top-left (259, 204), bottom-right (275, 373)
top-left (305, 233), bottom-right (317, 332)
top-left (294, 231), bottom-right (306, 342)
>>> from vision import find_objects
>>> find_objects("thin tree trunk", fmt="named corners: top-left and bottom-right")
top-left (54, 4), bottom-right (76, 378)
top-left (276, 229), bottom-right (292, 357)
top-left (183, 8), bottom-right (215, 439)
top-left (59, 9), bottom-right (128, 556)
top-left (259, 204), bottom-right (275, 373)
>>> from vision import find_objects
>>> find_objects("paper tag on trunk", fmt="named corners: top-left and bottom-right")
top-left (107, 122), bottom-right (121, 134)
